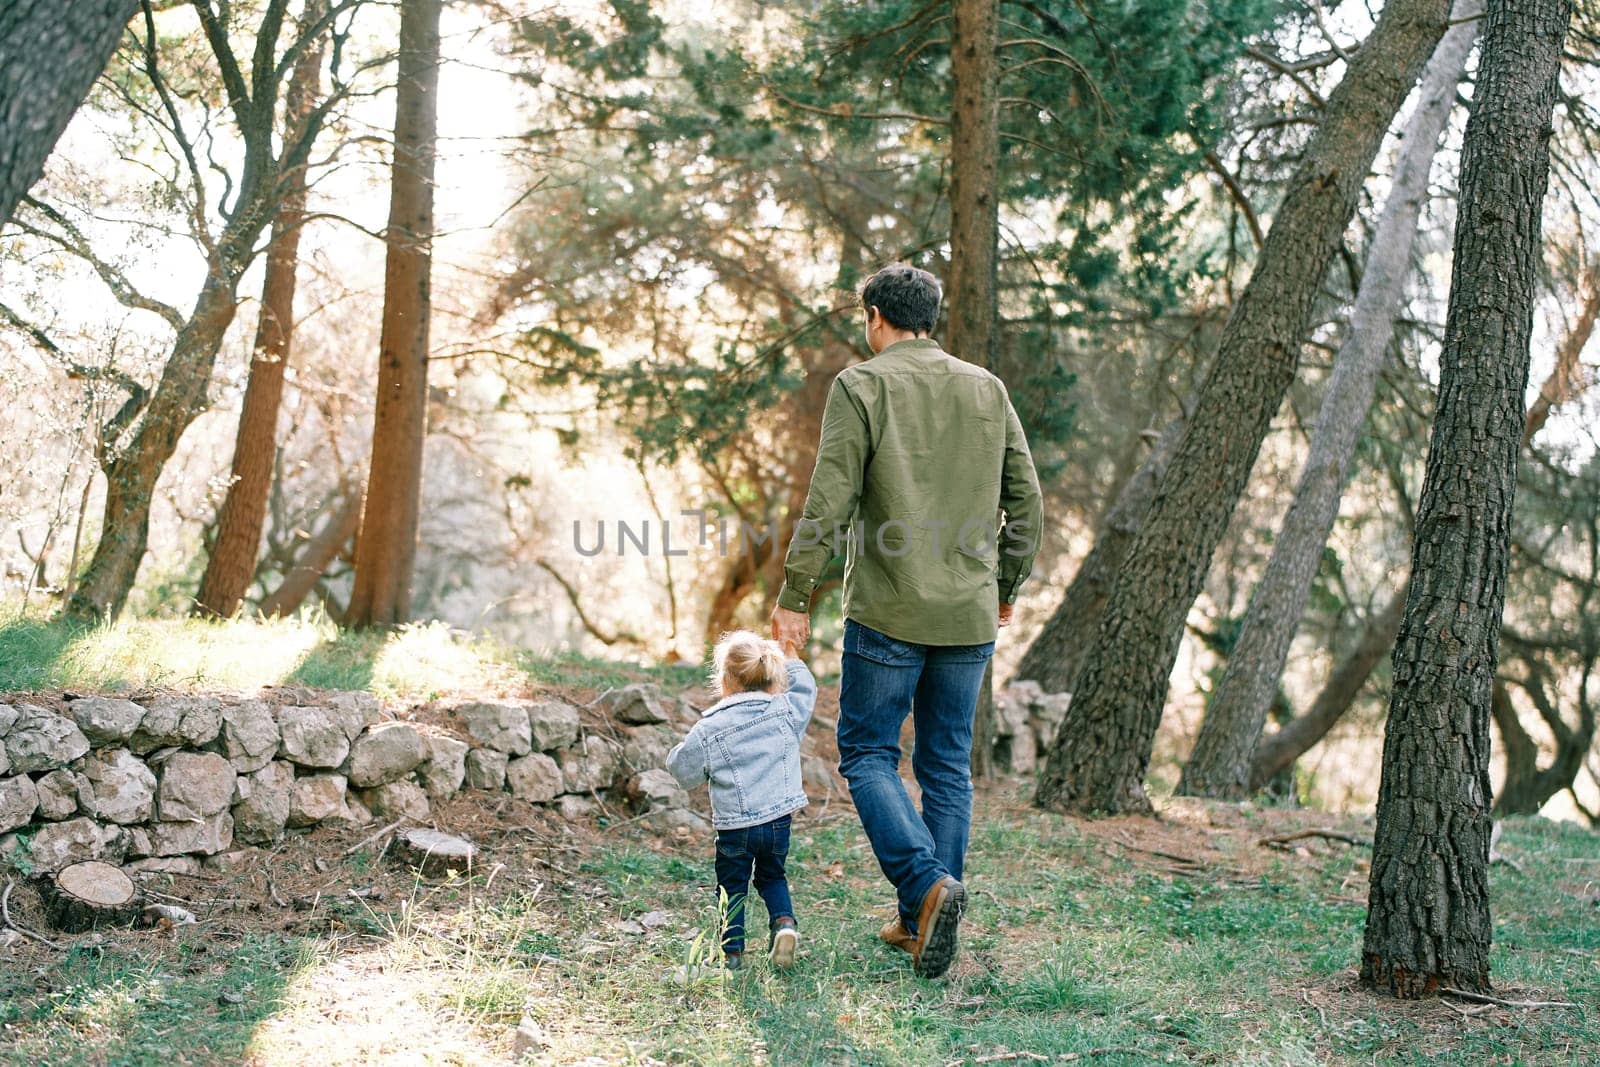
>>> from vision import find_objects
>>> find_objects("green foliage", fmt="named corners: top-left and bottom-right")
top-left (497, 0), bottom-right (1290, 477)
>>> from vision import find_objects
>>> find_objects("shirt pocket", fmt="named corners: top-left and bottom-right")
top-left (845, 620), bottom-right (923, 666)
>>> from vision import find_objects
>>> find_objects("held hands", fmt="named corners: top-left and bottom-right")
top-left (770, 604), bottom-right (809, 655)
top-left (998, 602), bottom-right (1014, 628)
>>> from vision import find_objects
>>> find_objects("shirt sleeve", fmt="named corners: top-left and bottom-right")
top-left (777, 377), bottom-right (871, 613)
top-left (998, 390), bottom-right (1044, 604)
top-left (665, 729), bottom-right (708, 790)
top-left (781, 659), bottom-right (817, 736)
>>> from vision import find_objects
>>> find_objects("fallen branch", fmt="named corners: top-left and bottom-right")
top-left (1441, 988), bottom-right (1577, 1010)
top-left (1115, 841), bottom-right (1205, 867)
top-left (2, 879), bottom-right (62, 949)
top-left (1440, 998), bottom-right (1495, 1019)
top-left (1258, 828), bottom-right (1367, 849)
top-left (341, 819), bottom-right (407, 856)
top-left (970, 1052), bottom-right (1050, 1064)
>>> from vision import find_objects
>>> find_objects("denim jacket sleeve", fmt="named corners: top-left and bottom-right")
top-left (665, 727), bottom-right (708, 790)
top-left (782, 659), bottom-right (817, 737)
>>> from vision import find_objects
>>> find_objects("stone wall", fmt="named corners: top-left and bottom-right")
top-left (0, 683), bottom-right (705, 880)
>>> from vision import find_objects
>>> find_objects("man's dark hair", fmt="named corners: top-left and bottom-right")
top-left (861, 264), bottom-right (942, 334)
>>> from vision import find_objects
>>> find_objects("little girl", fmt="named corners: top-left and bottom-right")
top-left (666, 630), bottom-right (816, 971)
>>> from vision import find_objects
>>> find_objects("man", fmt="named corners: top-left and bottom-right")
top-left (770, 263), bottom-right (1043, 979)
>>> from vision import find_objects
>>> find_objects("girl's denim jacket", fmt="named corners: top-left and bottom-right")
top-left (665, 659), bottom-right (816, 830)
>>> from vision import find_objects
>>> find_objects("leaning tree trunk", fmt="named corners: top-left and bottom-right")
top-left (1490, 675), bottom-right (1597, 817)
top-left (62, 7), bottom-right (326, 621)
top-left (947, 0), bottom-right (1002, 777)
top-left (1035, 0), bottom-right (1451, 815)
top-left (1361, 0), bottom-right (1570, 999)
top-left (67, 276), bottom-right (247, 620)
top-left (0, 0), bottom-right (134, 226)
top-left (257, 488), bottom-right (363, 617)
top-left (1246, 272), bottom-right (1599, 790)
top-left (1248, 587), bottom-right (1407, 790)
top-left (348, 0), bottom-right (442, 627)
top-left (1179, 1), bottom-right (1480, 799)
top-left (1015, 411), bottom-right (1187, 692)
top-left (195, 2), bottom-right (328, 619)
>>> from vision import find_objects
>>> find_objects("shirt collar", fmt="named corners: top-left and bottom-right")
top-left (703, 691), bottom-right (769, 716)
top-left (877, 337), bottom-right (940, 357)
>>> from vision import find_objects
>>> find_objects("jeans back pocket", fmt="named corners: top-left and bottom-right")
top-left (844, 620), bottom-right (924, 667)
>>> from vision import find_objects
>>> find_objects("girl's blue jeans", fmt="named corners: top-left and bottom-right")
top-left (714, 813), bottom-right (794, 953)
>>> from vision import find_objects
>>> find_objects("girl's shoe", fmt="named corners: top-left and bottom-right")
top-left (724, 950), bottom-right (744, 972)
top-left (769, 917), bottom-right (799, 970)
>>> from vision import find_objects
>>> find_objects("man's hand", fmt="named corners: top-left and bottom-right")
top-left (771, 605), bottom-right (810, 650)
top-left (998, 602), bottom-right (1014, 628)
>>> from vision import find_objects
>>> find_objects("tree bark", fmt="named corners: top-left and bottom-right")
top-left (1179, 1), bottom-right (1480, 799)
top-left (0, 0), bottom-right (135, 226)
top-left (1035, 0), bottom-right (1451, 815)
top-left (1014, 411), bottom-right (1187, 692)
top-left (1362, 0), bottom-right (1570, 999)
top-left (347, 0), bottom-right (442, 627)
top-left (195, 1), bottom-right (328, 619)
top-left (947, 0), bottom-right (1002, 776)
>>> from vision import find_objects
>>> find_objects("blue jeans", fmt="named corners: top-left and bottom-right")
top-left (837, 620), bottom-right (994, 929)
top-left (714, 814), bottom-right (794, 953)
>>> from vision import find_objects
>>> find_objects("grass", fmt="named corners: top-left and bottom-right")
top-left (0, 935), bottom-right (321, 1066)
top-left (0, 613), bottom-right (1594, 1064)
top-left (1, 804), bottom-right (1594, 1064)
top-left (0, 609), bottom-right (699, 702)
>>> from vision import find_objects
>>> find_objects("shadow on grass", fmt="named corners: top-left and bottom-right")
top-left (284, 628), bottom-right (386, 691)
top-left (0, 934), bottom-right (317, 1067)
top-left (0, 615), bottom-right (95, 692)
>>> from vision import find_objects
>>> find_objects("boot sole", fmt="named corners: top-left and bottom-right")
top-left (913, 882), bottom-right (966, 979)
top-left (771, 928), bottom-right (798, 970)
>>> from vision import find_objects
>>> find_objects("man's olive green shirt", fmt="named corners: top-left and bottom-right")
top-left (776, 338), bottom-right (1044, 645)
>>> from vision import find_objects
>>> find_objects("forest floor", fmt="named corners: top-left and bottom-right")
top-left (1, 614), bottom-right (1596, 1066)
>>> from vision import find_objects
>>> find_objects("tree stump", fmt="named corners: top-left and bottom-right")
top-left (396, 828), bottom-right (477, 876)
top-left (41, 861), bottom-right (142, 932)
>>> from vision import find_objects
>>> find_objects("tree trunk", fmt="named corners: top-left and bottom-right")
top-left (1248, 587), bottom-right (1407, 790)
top-left (1490, 675), bottom-right (1597, 816)
top-left (257, 487), bottom-right (363, 618)
top-left (1014, 411), bottom-right (1187, 692)
top-left (347, 0), bottom-right (442, 627)
top-left (61, 8), bottom-right (324, 622)
top-left (1245, 254), bottom-right (1598, 791)
top-left (1179, 2), bottom-right (1480, 799)
top-left (195, 2), bottom-right (328, 619)
top-left (1522, 257), bottom-right (1599, 447)
top-left (1035, 0), bottom-right (1451, 815)
top-left (67, 276), bottom-right (245, 620)
top-left (947, 0), bottom-right (1002, 777)
top-left (1361, 0), bottom-right (1570, 998)
top-left (0, 0), bottom-right (134, 225)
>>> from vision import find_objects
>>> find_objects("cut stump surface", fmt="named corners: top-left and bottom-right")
top-left (42, 861), bottom-right (141, 932)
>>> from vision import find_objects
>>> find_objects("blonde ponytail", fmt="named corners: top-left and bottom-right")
top-left (711, 630), bottom-right (790, 697)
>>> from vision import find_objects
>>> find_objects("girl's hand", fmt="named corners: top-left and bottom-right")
top-left (781, 638), bottom-right (801, 659)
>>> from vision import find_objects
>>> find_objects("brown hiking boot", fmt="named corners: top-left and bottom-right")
top-left (879, 917), bottom-right (916, 955)
top-left (911, 876), bottom-right (966, 979)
